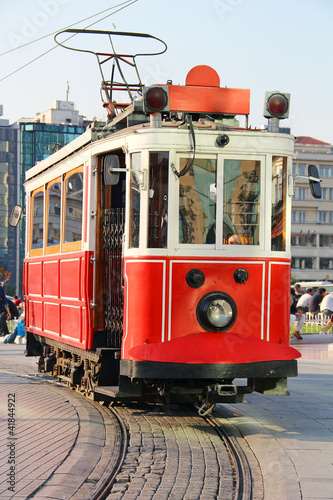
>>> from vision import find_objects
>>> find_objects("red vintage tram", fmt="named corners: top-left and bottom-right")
top-left (14, 31), bottom-right (320, 412)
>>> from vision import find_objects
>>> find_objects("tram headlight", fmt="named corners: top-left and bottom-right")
top-left (263, 91), bottom-right (290, 119)
top-left (143, 86), bottom-right (169, 113)
top-left (196, 292), bottom-right (237, 332)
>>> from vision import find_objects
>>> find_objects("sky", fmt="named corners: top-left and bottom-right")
top-left (0, 0), bottom-right (332, 143)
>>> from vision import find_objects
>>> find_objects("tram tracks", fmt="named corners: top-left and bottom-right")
top-left (96, 402), bottom-right (253, 500)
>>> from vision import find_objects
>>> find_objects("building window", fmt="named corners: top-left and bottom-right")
top-left (319, 235), bottom-right (333, 247)
top-left (319, 166), bottom-right (331, 177)
top-left (321, 188), bottom-right (327, 200)
top-left (298, 164), bottom-right (306, 176)
top-left (320, 258), bottom-right (333, 270)
top-left (297, 187), bottom-right (306, 200)
top-left (291, 211), bottom-right (296, 223)
top-left (298, 211), bottom-right (306, 223)
top-left (291, 257), bottom-right (313, 269)
top-left (291, 233), bottom-right (316, 246)
top-left (329, 188), bottom-right (333, 201)
top-left (318, 211), bottom-right (327, 223)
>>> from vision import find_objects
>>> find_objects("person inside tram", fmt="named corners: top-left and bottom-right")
top-left (206, 219), bottom-right (241, 245)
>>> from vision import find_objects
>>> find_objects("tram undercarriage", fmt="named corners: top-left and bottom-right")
top-left (26, 331), bottom-right (296, 411)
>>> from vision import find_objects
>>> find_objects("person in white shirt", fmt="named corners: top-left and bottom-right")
top-left (296, 288), bottom-right (314, 313)
top-left (320, 292), bottom-right (333, 317)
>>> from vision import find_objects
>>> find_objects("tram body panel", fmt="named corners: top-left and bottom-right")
top-left (122, 256), bottom-right (291, 363)
top-left (24, 251), bottom-right (94, 350)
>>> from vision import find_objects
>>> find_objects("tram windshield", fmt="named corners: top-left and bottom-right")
top-left (178, 158), bottom-right (260, 246)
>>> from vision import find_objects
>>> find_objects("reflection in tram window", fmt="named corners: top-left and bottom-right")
top-left (223, 160), bottom-right (260, 245)
top-left (64, 171), bottom-right (83, 243)
top-left (271, 156), bottom-right (287, 251)
top-left (179, 158), bottom-right (216, 244)
top-left (47, 181), bottom-right (61, 247)
top-left (148, 152), bottom-right (169, 248)
top-left (31, 189), bottom-right (44, 250)
top-left (129, 152), bottom-right (141, 248)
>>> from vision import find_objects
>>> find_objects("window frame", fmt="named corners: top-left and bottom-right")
top-left (30, 186), bottom-right (44, 257)
top-left (61, 165), bottom-right (84, 253)
top-left (45, 177), bottom-right (61, 255)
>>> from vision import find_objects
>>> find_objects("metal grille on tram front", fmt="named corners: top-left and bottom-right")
top-left (102, 207), bottom-right (125, 347)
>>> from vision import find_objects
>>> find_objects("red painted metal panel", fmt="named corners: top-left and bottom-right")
top-left (123, 260), bottom-right (165, 358)
top-left (44, 302), bottom-right (60, 335)
top-left (168, 85), bottom-right (250, 115)
top-left (29, 300), bottom-right (42, 330)
top-left (170, 260), bottom-right (264, 340)
top-left (28, 262), bottom-right (43, 295)
top-left (43, 260), bottom-right (59, 297)
top-left (61, 305), bottom-right (82, 342)
top-left (268, 262), bottom-right (290, 343)
top-left (129, 331), bottom-right (301, 364)
top-left (60, 258), bottom-right (82, 300)
top-left (24, 251), bottom-right (94, 350)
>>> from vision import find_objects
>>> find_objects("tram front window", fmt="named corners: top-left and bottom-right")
top-left (271, 156), bottom-right (287, 251)
top-left (129, 152), bottom-right (141, 248)
top-left (148, 152), bottom-right (169, 248)
top-left (223, 160), bottom-right (260, 245)
top-left (179, 158), bottom-right (217, 244)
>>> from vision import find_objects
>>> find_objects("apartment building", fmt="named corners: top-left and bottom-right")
top-left (292, 136), bottom-right (333, 281)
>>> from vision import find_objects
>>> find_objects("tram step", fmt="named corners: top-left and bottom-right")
top-left (94, 386), bottom-right (120, 397)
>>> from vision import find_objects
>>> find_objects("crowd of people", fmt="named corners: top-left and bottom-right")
top-left (291, 283), bottom-right (333, 339)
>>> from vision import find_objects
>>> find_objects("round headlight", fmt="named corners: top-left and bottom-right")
top-left (197, 292), bottom-right (237, 332)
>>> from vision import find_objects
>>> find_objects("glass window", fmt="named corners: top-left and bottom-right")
top-left (129, 153), bottom-right (141, 248)
top-left (148, 152), bottom-right (169, 248)
top-left (291, 233), bottom-right (316, 246)
top-left (318, 211), bottom-right (327, 223)
top-left (320, 258), bottom-right (333, 270)
top-left (179, 158), bottom-right (216, 244)
top-left (31, 188), bottom-right (44, 251)
top-left (271, 157), bottom-right (286, 251)
top-left (223, 160), bottom-right (260, 245)
top-left (297, 187), bottom-right (306, 200)
top-left (64, 169), bottom-right (83, 244)
top-left (298, 211), bottom-right (306, 223)
top-left (46, 180), bottom-right (61, 248)
top-left (298, 164), bottom-right (305, 176)
top-left (292, 257), bottom-right (314, 269)
top-left (320, 235), bottom-right (333, 247)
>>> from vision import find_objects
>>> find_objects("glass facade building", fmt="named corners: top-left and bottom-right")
top-left (0, 124), bottom-right (19, 293)
top-left (17, 122), bottom-right (86, 292)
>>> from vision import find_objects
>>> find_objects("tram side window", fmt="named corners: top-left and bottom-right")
top-left (271, 156), bottom-right (287, 251)
top-left (223, 160), bottom-right (260, 245)
top-left (46, 180), bottom-right (61, 250)
top-left (31, 188), bottom-right (44, 253)
top-left (64, 169), bottom-right (83, 246)
top-left (129, 153), bottom-right (141, 248)
top-left (148, 152), bottom-right (169, 248)
top-left (179, 158), bottom-right (216, 244)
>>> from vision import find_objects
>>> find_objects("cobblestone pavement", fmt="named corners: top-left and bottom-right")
top-left (107, 403), bottom-right (236, 500)
top-left (0, 373), bottom-right (121, 500)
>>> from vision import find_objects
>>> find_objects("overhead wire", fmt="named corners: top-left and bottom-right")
top-left (0, 0), bottom-right (138, 82)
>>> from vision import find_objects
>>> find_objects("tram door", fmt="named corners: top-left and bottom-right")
top-left (101, 152), bottom-right (126, 348)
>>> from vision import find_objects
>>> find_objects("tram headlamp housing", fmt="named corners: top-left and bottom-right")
top-left (263, 91), bottom-right (290, 119)
top-left (196, 292), bottom-right (237, 332)
top-left (143, 86), bottom-right (169, 113)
